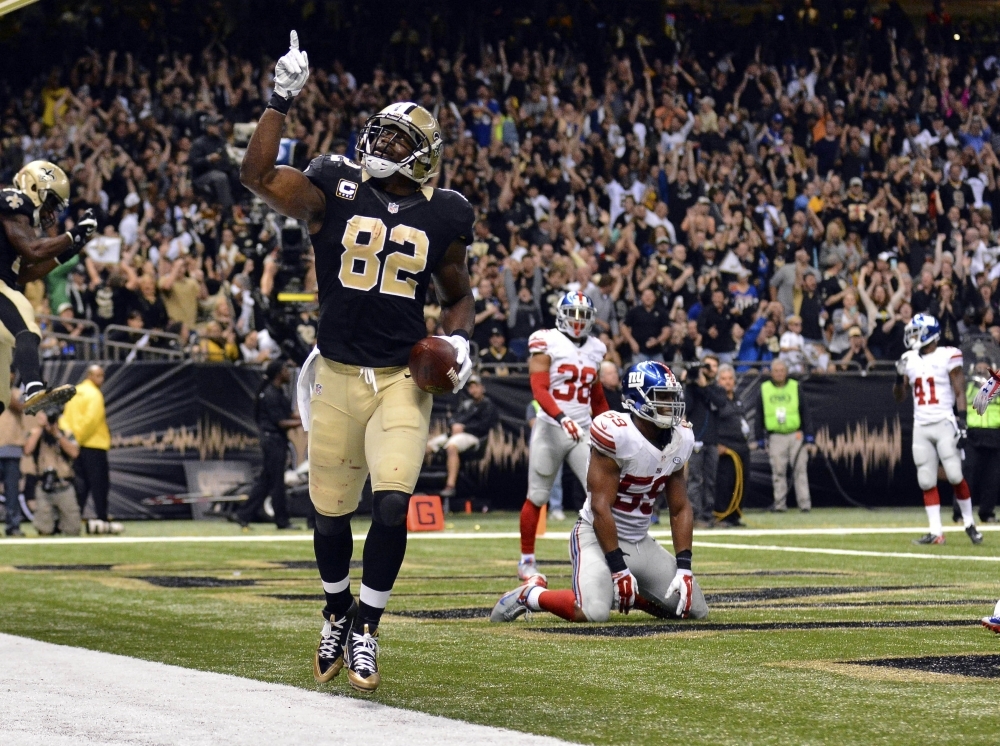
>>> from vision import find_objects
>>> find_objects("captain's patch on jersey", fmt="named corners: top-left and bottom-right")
top-left (336, 179), bottom-right (358, 200)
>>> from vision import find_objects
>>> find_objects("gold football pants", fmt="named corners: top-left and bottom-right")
top-left (308, 358), bottom-right (432, 517)
top-left (0, 279), bottom-right (39, 407)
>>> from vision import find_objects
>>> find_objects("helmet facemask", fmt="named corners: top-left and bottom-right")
top-left (625, 383), bottom-right (685, 429)
top-left (556, 304), bottom-right (595, 338)
top-left (358, 110), bottom-right (441, 184)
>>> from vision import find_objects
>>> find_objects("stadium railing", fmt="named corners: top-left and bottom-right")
top-left (102, 326), bottom-right (185, 361)
top-left (36, 314), bottom-right (102, 361)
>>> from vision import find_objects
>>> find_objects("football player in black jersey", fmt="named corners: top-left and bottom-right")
top-left (0, 160), bottom-right (97, 415)
top-left (241, 32), bottom-right (475, 693)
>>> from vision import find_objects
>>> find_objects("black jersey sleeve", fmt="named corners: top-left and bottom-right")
top-left (0, 190), bottom-right (35, 223)
top-left (433, 188), bottom-right (475, 247)
top-left (303, 154), bottom-right (364, 202)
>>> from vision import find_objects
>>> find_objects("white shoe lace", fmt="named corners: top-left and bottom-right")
top-left (318, 615), bottom-right (348, 660)
top-left (350, 629), bottom-right (378, 673)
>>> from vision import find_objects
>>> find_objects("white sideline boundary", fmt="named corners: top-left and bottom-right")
top-left (2, 524), bottom-right (1000, 547)
top-left (0, 633), bottom-right (575, 746)
top-left (693, 540), bottom-right (1000, 562)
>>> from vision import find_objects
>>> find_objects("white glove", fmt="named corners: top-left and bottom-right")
top-left (611, 568), bottom-right (636, 614)
top-left (559, 416), bottom-right (582, 442)
top-left (435, 334), bottom-right (472, 393)
top-left (665, 568), bottom-right (694, 618)
top-left (973, 371), bottom-right (1000, 416)
top-left (895, 356), bottom-right (908, 376)
top-left (274, 31), bottom-right (309, 98)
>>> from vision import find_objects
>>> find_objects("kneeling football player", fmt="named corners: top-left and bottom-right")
top-left (491, 361), bottom-right (708, 623)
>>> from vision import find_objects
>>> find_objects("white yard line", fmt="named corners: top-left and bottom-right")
top-left (693, 540), bottom-right (1000, 562)
top-left (0, 633), bottom-right (574, 746)
top-left (2, 524), bottom-right (1000, 547)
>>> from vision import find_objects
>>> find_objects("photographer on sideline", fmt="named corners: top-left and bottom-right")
top-left (25, 407), bottom-right (80, 536)
top-left (685, 355), bottom-right (727, 527)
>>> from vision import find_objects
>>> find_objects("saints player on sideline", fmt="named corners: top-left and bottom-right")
top-left (518, 290), bottom-right (609, 581)
top-left (493, 361), bottom-right (707, 623)
top-left (0, 160), bottom-right (94, 414)
top-left (240, 32), bottom-right (474, 693)
top-left (894, 314), bottom-right (982, 545)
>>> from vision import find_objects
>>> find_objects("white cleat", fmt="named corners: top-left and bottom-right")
top-left (550, 509), bottom-right (566, 521)
top-left (490, 575), bottom-right (547, 623)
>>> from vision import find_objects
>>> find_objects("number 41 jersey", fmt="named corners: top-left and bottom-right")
top-left (304, 154), bottom-right (474, 367)
top-left (899, 346), bottom-right (962, 426)
top-left (580, 411), bottom-right (695, 543)
top-left (528, 328), bottom-right (606, 429)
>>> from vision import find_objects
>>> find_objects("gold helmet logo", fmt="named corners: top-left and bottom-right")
top-left (13, 160), bottom-right (70, 221)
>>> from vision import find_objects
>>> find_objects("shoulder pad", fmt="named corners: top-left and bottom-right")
top-left (590, 411), bottom-right (630, 457)
top-left (528, 329), bottom-right (552, 355)
top-left (0, 189), bottom-right (34, 220)
top-left (303, 154), bottom-right (362, 198)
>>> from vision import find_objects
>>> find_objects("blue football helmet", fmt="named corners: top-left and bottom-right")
top-left (904, 313), bottom-right (941, 350)
top-left (555, 291), bottom-right (595, 338)
top-left (622, 361), bottom-right (685, 428)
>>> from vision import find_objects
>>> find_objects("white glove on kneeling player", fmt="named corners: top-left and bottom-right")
top-left (665, 568), bottom-right (694, 618)
top-left (973, 369), bottom-right (1000, 416)
top-left (558, 415), bottom-right (582, 442)
top-left (274, 31), bottom-right (309, 98)
top-left (435, 334), bottom-right (473, 393)
top-left (611, 568), bottom-right (636, 614)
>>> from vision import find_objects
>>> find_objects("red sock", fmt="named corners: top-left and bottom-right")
top-left (922, 487), bottom-right (940, 506)
top-left (536, 589), bottom-right (577, 621)
top-left (520, 500), bottom-right (541, 555)
top-left (954, 479), bottom-right (971, 501)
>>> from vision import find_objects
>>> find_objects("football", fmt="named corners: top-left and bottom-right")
top-left (409, 337), bottom-right (460, 395)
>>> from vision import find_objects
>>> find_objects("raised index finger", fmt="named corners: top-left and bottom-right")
top-left (290, 30), bottom-right (299, 50)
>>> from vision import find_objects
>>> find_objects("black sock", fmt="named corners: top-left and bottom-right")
top-left (358, 520), bottom-right (408, 631)
top-left (314, 526), bottom-right (354, 618)
top-left (14, 331), bottom-right (42, 386)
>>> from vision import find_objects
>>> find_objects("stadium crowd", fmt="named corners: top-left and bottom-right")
top-left (3, 1), bottom-right (1000, 376)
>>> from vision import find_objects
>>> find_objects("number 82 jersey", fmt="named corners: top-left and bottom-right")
top-left (899, 346), bottom-right (962, 426)
top-left (528, 328), bottom-right (606, 429)
top-left (304, 154), bottom-right (474, 368)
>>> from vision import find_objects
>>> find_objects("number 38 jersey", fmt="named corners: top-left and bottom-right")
top-left (304, 155), bottom-right (474, 367)
top-left (580, 411), bottom-right (695, 543)
top-left (528, 328), bottom-right (606, 428)
top-left (900, 346), bottom-right (962, 426)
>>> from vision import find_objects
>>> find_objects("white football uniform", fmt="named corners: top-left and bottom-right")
top-left (899, 346), bottom-right (964, 490)
top-left (571, 411), bottom-right (707, 622)
top-left (526, 329), bottom-right (607, 508)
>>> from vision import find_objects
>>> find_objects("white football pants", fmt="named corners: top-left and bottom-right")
top-left (527, 419), bottom-right (590, 507)
top-left (912, 418), bottom-right (963, 491)
top-left (569, 519), bottom-right (709, 622)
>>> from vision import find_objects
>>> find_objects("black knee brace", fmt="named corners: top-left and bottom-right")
top-left (371, 490), bottom-right (409, 527)
top-left (314, 512), bottom-right (353, 536)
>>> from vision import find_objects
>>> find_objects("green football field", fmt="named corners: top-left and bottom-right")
top-left (2, 509), bottom-right (1000, 745)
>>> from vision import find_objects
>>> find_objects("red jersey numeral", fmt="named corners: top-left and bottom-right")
top-left (551, 364), bottom-right (598, 404)
top-left (913, 376), bottom-right (940, 406)
top-left (612, 474), bottom-right (670, 515)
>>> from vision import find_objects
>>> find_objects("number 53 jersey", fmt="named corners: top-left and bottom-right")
top-left (899, 346), bottom-right (962, 426)
top-left (304, 154), bottom-right (474, 367)
top-left (580, 411), bottom-right (695, 543)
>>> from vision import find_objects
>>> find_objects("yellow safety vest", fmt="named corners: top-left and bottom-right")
top-left (761, 379), bottom-right (801, 434)
top-left (967, 382), bottom-right (1000, 429)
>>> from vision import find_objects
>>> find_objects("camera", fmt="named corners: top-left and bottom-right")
top-left (42, 403), bottom-right (64, 422)
top-left (41, 469), bottom-right (59, 493)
